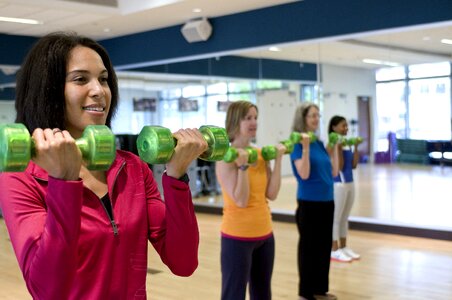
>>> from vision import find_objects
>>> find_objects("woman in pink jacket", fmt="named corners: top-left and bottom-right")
top-left (0, 32), bottom-right (205, 299)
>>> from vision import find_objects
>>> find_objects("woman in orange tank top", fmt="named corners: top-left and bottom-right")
top-left (216, 100), bottom-right (287, 300)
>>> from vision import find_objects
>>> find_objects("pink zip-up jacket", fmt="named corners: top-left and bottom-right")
top-left (0, 150), bottom-right (199, 299)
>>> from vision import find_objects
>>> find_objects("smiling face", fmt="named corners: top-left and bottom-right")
top-left (239, 106), bottom-right (258, 139)
top-left (305, 106), bottom-right (320, 132)
top-left (64, 46), bottom-right (111, 138)
top-left (333, 119), bottom-right (349, 135)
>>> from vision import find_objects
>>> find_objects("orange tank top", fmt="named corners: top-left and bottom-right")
top-left (220, 150), bottom-right (273, 239)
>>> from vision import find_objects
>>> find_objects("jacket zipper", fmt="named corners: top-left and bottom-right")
top-left (101, 161), bottom-right (126, 236)
top-left (99, 199), bottom-right (118, 236)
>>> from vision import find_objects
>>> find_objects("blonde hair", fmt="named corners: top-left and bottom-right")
top-left (225, 100), bottom-right (258, 142)
top-left (291, 102), bottom-right (319, 133)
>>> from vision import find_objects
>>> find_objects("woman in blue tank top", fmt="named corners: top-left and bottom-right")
top-left (328, 116), bottom-right (362, 263)
top-left (290, 103), bottom-right (339, 300)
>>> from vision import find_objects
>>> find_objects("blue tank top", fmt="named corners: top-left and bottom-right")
top-left (290, 141), bottom-right (334, 201)
top-left (333, 148), bottom-right (354, 183)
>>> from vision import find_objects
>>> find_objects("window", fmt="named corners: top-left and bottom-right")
top-left (376, 81), bottom-right (407, 141)
top-left (376, 66), bottom-right (406, 81)
top-left (376, 62), bottom-right (452, 143)
top-left (408, 77), bottom-right (451, 140)
top-left (408, 62), bottom-right (451, 79)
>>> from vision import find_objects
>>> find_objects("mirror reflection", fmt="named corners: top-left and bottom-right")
top-left (109, 25), bottom-right (452, 233)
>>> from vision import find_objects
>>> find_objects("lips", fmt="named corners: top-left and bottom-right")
top-left (82, 105), bottom-right (105, 112)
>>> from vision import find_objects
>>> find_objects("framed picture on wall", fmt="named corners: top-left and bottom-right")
top-left (178, 97), bottom-right (199, 112)
top-left (217, 101), bottom-right (232, 112)
top-left (133, 97), bottom-right (157, 112)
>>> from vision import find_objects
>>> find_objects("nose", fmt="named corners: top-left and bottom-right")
top-left (90, 79), bottom-right (106, 98)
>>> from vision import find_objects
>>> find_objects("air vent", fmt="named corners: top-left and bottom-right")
top-left (59, 0), bottom-right (118, 7)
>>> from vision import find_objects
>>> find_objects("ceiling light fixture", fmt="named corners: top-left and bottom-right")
top-left (192, 8), bottom-right (202, 13)
top-left (440, 38), bottom-right (452, 45)
top-left (269, 46), bottom-right (281, 52)
top-left (362, 58), bottom-right (400, 67)
top-left (0, 16), bottom-right (42, 25)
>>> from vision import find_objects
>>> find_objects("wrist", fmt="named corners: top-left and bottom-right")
top-left (238, 164), bottom-right (249, 171)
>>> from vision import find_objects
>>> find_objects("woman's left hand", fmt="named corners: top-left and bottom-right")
top-left (165, 128), bottom-right (208, 179)
top-left (275, 143), bottom-right (287, 158)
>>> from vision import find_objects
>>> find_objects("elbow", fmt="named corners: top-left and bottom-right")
top-left (166, 246), bottom-right (199, 277)
top-left (267, 195), bottom-right (277, 201)
top-left (170, 260), bottom-right (198, 277)
top-left (235, 200), bottom-right (248, 208)
top-left (233, 193), bottom-right (249, 208)
top-left (266, 190), bottom-right (278, 201)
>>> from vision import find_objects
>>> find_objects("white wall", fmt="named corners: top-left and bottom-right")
top-left (256, 89), bottom-right (299, 176)
top-left (320, 64), bottom-right (376, 156)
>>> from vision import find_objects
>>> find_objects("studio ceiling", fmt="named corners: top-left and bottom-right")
top-left (0, 0), bottom-right (451, 71)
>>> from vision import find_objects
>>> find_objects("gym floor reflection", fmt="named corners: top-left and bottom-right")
top-left (193, 163), bottom-right (452, 231)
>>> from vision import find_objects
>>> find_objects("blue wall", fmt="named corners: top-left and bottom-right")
top-left (130, 56), bottom-right (317, 81)
top-left (102, 0), bottom-right (452, 69)
top-left (1, 0), bottom-right (451, 96)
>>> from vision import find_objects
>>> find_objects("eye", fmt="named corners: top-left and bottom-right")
top-left (73, 76), bottom-right (87, 83)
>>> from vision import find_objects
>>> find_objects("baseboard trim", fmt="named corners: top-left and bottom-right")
top-left (194, 204), bottom-right (452, 241)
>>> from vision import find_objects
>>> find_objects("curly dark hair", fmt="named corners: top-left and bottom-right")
top-left (15, 31), bottom-right (118, 133)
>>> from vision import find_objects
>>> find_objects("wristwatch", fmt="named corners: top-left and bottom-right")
top-left (238, 164), bottom-right (249, 171)
top-left (177, 173), bottom-right (190, 183)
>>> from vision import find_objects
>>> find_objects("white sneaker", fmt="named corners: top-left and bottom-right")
top-left (342, 247), bottom-right (360, 260)
top-left (331, 249), bottom-right (352, 262)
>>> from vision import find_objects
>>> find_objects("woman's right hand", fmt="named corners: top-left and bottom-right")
top-left (234, 148), bottom-right (249, 168)
top-left (32, 128), bottom-right (82, 180)
top-left (299, 133), bottom-right (311, 148)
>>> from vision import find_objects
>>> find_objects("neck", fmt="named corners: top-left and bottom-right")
top-left (232, 135), bottom-right (251, 148)
top-left (80, 166), bottom-right (106, 182)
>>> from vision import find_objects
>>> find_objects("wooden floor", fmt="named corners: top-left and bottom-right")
top-left (2, 163), bottom-right (452, 299)
top-left (194, 163), bottom-right (452, 231)
top-left (1, 213), bottom-right (452, 300)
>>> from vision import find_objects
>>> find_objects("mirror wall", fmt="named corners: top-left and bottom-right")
top-left (118, 25), bottom-right (452, 234)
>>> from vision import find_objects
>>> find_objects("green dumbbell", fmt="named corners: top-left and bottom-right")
top-left (223, 146), bottom-right (258, 164)
top-left (0, 124), bottom-right (116, 172)
top-left (261, 139), bottom-right (294, 161)
top-left (328, 132), bottom-right (346, 148)
top-left (289, 131), bottom-right (317, 144)
top-left (343, 136), bottom-right (363, 146)
top-left (136, 125), bottom-right (229, 164)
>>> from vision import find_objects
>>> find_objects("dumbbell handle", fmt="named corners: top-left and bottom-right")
top-left (261, 140), bottom-right (294, 161)
top-left (137, 125), bottom-right (229, 164)
top-left (0, 124), bottom-right (115, 172)
top-left (223, 146), bottom-right (258, 164)
top-left (343, 136), bottom-right (363, 146)
top-left (290, 131), bottom-right (317, 144)
top-left (328, 132), bottom-right (346, 147)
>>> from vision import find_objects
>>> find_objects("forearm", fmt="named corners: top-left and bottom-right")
top-left (266, 158), bottom-right (282, 200)
top-left (3, 176), bottom-right (83, 299)
top-left (159, 174), bottom-right (199, 276)
top-left (352, 146), bottom-right (360, 168)
top-left (296, 151), bottom-right (311, 179)
top-left (331, 147), bottom-right (340, 177)
top-left (233, 169), bottom-right (250, 207)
